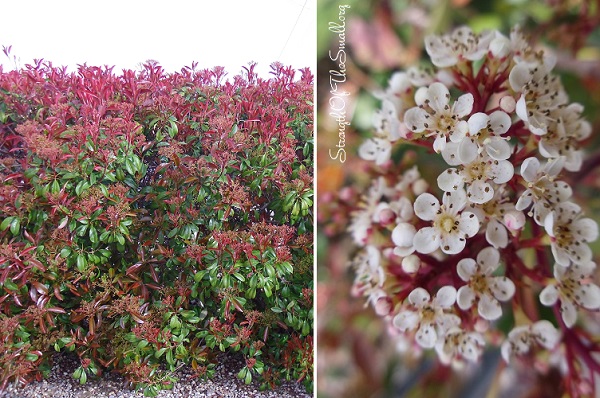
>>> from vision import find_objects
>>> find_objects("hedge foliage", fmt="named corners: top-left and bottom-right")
top-left (0, 60), bottom-right (313, 395)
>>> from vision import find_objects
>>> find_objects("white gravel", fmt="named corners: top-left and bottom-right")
top-left (1, 352), bottom-right (311, 398)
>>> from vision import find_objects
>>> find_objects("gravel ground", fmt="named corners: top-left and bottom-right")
top-left (0, 352), bottom-right (311, 398)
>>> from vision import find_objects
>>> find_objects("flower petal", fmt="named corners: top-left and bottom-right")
top-left (428, 82), bottom-right (450, 113)
top-left (478, 294), bottom-right (502, 320)
top-left (434, 285), bottom-right (457, 308)
top-left (485, 138), bottom-right (511, 161)
top-left (488, 111), bottom-right (512, 135)
top-left (575, 284), bottom-right (600, 310)
top-left (457, 258), bottom-right (477, 281)
top-left (467, 112), bottom-right (489, 135)
top-left (440, 232), bottom-right (466, 254)
top-left (437, 169), bottom-right (463, 192)
top-left (575, 218), bottom-right (599, 242)
top-left (413, 227), bottom-right (440, 254)
top-left (393, 310), bottom-right (420, 332)
top-left (539, 285), bottom-right (559, 306)
top-left (458, 138), bottom-right (479, 164)
top-left (532, 320), bottom-right (561, 349)
top-left (458, 212), bottom-right (480, 237)
top-left (490, 276), bottom-right (516, 301)
top-left (520, 157), bottom-right (540, 182)
top-left (408, 287), bottom-right (431, 306)
top-left (486, 219), bottom-right (508, 248)
top-left (414, 193), bottom-right (440, 221)
top-left (491, 160), bottom-right (514, 184)
top-left (457, 285), bottom-right (476, 310)
top-left (441, 142), bottom-right (463, 166)
top-left (404, 107), bottom-right (430, 133)
top-left (477, 246), bottom-right (500, 274)
top-left (468, 180), bottom-right (494, 204)
top-left (416, 323), bottom-right (438, 348)
top-left (442, 189), bottom-right (467, 212)
top-left (454, 93), bottom-right (474, 118)
top-left (560, 299), bottom-right (577, 328)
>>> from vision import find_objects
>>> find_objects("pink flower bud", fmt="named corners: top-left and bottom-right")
top-left (504, 210), bottom-right (525, 231)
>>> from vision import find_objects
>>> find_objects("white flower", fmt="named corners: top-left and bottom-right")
top-left (436, 327), bottom-right (485, 364)
top-left (412, 189), bottom-right (479, 254)
top-left (544, 202), bottom-right (598, 266)
top-left (351, 245), bottom-right (386, 308)
top-left (515, 157), bottom-right (572, 225)
top-left (539, 103), bottom-right (592, 172)
top-left (509, 62), bottom-right (566, 135)
top-left (501, 320), bottom-right (561, 363)
top-left (461, 111), bottom-right (513, 163)
top-left (540, 262), bottom-right (600, 328)
top-left (404, 82), bottom-right (473, 153)
top-left (509, 26), bottom-right (557, 69)
top-left (456, 247), bottom-right (516, 320)
top-left (437, 153), bottom-right (514, 204)
top-left (424, 26), bottom-right (494, 68)
top-left (392, 286), bottom-right (460, 348)
top-left (358, 137), bottom-right (392, 165)
top-left (348, 177), bottom-right (393, 245)
top-left (468, 187), bottom-right (525, 248)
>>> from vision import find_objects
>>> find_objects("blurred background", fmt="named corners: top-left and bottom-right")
top-left (316, 0), bottom-right (600, 397)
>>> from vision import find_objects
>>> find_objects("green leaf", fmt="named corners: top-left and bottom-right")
top-left (0, 216), bottom-right (14, 231)
top-left (60, 247), bottom-right (72, 258)
top-left (233, 272), bottom-right (245, 282)
top-left (137, 339), bottom-right (149, 349)
top-left (79, 370), bottom-right (87, 384)
top-left (9, 217), bottom-right (20, 235)
top-left (76, 254), bottom-right (87, 272)
top-left (89, 226), bottom-right (98, 243)
top-left (3, 279), bottom-right (18, 291)
top-left (244, 369), bottom-right (252, 384)
top-left (154, 347), bottom-right (168, 358)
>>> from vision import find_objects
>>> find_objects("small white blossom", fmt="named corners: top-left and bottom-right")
top-left (456, 247), bottom-right (516, 320)
top-left (462, 111), bottom-right (513, 163)
top-left (437, 153), bottom-right (514, 204)
top-left (515, 157), bottom-right (572, 225)
top-left (509, 62), bottom-right (567, 136)
top-left (540, 262), bottom-right (600, 328)
top-left (349, 177), bottom-right (394, 245)
top-left (501, 320), bottom-right (561, 363)
top-left (392, 286), bottom-right (460, 348)
top-left (358, 137), bottom-right (392, 165)
top-left (544, 202), bottom-right (599, 266)
top-left (468, 187), bottom-right (525, 248)
top-left (539, 103), bottom-right (592, 172)
top-left (424, 26), bottom-right (494, 68)
top-left (412, 189), bottom-right (479, 254)
top-left (351, 246), bottom-right (386, 308)
top-left (404, 82), bottom-right (473, 153)
top-left (436, 327), bottom-right (486, 364)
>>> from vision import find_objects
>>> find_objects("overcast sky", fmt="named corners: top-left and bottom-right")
top-left (0, 0), bottom-right (314, 78)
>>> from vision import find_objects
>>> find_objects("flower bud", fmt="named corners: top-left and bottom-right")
top-left (504, 210), bottom-right (526, 231)
top-left (401, 254), bottom-right (421, 274)
top-left (500, 96), bottom-right (516, 113)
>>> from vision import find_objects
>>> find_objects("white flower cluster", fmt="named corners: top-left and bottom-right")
top-left (351, 26), bottom-right (599, 368)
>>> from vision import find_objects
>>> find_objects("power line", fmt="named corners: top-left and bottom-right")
top-left (277, 0), bottom-right (308, 61)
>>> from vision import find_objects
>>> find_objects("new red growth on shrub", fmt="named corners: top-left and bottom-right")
top-left (0, 59), bottom-right (314, 396)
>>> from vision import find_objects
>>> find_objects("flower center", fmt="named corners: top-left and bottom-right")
top-left (436, 214), bottom-right (457, 233)
top-left (471, 273), bottom-right (489, 294)
top-left (421, 306), bottom-right (436, 323)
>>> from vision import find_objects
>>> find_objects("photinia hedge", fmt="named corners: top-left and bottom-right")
top-left (0, 59), bottom-right (313, 396)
